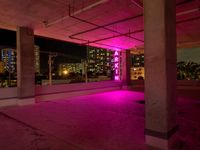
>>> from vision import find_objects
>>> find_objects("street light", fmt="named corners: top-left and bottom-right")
top-left (83, 60), bottom-right (88, 83)
top-left (48, 52), bottom-right (57, 85)
top-left (41, 50), bottom-right (85, 85)
top-left (63, 70), bottom-right (68, 75)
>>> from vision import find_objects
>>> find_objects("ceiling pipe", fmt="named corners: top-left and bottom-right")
top-left (177, 40), bottom-right (200, 48)
top-left (45, 0), bottom-right (109, 27)
top-left (70, 36), bottom-right (125, 49)
top-left (69, 15), bottom-right (144, 43)
top-left (69, 14), bottom-right (143, 37)
top-left (69, 6), bottom-right (199, 44)
top-left (82, 29), bottom-right (144, 45)
top-left (68, 0), bottom-right (199, 49)
top-left (131, 0), bottom-right (143, 9)
top-left (69, 14), bottom-right (200, 47)
top-left (176, 0), bottom-right (200, 16)
top-left (46, 0), bottom-right (194, 28)
top-left (69, 0), bottom-right (198, 39)
top-left (73, 14), bottom-right (200, 46)
top-left (176, 8), bottom-right (200, 16)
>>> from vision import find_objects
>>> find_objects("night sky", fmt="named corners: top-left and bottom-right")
top-left (0, 29), bottom-right (16, 48)
top-left (0, 28), bottom-right (87, 73)
top-left (0, 28), bottom-right (86, 56)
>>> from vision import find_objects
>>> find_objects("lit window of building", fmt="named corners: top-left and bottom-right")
top-left (87, 46), bottom-right (114, 75)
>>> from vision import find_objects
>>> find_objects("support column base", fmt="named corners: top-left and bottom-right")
top-left (146, 134), bottom-right (178, 150)
top-left (17, 97), bottom-right (35, 106)
top-left (0, 98), bottom-right (35, 108)
top-left (145, 126), bottom-right (179, 150)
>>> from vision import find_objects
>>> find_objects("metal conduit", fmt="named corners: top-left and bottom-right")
top-left (131, 0), bottom-right (143, 9)
top-left (77, 14), bottom-right (200, 46)
top-left (82, 29), bottom-right (144, 45)
top-left (68, 0), bottom-right (199, 48)
top-left (70, 36), bottom-right (125, 49)
top-left (46, 0), bottom-right (109, 27)
top-left (69, 15), bottom-right (144, 43)
top-left (69, 14), bottom-right (143, 37)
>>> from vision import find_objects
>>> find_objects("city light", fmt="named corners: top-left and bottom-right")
top-left (63, 70), bottom-right (68, 75)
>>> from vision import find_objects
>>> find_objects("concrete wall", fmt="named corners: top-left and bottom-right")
top-left (130, 80), bottom-right (200, 90)
top-left (0, 87), bottom-right (18, 99)
top-left (35, 81), bottom-right (122, 102)
top-left (0, 87), bottom-right (18, 107)
top-left (1, 80), bottom-right (198, 107)
top-left (177, 80), bottom-right (200, 90)
top-left (0, 81), bottom-right (122, 107)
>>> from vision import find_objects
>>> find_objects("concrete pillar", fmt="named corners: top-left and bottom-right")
top-left (17, 27), bottom-right (35, 104)
top-left (121, 50), bottom-right (131, 89)
top-left (144, 0), bottom-right (177, 149)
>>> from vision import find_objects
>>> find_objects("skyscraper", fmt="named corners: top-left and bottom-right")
top-left (0, 61), bottom-right (4, 73)
top-left (87, 46), bottom-right (114, 76)
top-left (34, 45), bottom-right (40, 73)
top-left (1, 48), bottom-right (16, 73)
top-left (1, 45), bottom-right (40, 74)
top-left (130, 51), bottom-right (145, 80)
top-left (58, 63), bottom-right (85, 76)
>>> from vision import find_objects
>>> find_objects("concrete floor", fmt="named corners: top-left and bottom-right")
top-left (0, 90), bottom-right (200, 150)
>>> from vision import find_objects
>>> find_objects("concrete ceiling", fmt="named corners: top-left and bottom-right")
top-left (0, 0), bottom-right (200, 50)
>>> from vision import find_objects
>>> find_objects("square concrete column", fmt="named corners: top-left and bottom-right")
top-left (121, 50), bottom-right (131, 89)
top-left (144, 0), bottom-right (177, 149)
top-left (17, 27), bottom-right (35, 102)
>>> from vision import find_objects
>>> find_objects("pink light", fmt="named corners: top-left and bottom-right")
top-left (114, 63), bottom-right (119, 68)
top-left (114, 51), bottom-right (119, 56)
top-left (114, 50), bottom-right (120, 81)
top-left (114, 57), bottom-right (119, 62)
top-left (115, 75), bottom-right (120, 80)
top-left (115, 69), bottom-right (118, 74)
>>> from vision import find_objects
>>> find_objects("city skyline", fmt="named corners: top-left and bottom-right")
top-left (0, 29), bottom-right (116, 78)
top-left (0, 28), bottom-right (88, 74)
top-left (1, 28), bottom-right (200, 64)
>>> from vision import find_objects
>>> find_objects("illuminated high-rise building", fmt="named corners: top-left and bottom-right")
top-left (87, 46), bottom-right (114, 75)
top-left (0, 61), bottom-right (4, 73)
top-left (131, 54), bottom-right (144, 67)
top-left (34, 45), bottom-right (40, 73)
top-left (1, 48), bottom-right (16, 73)
top-left (1, 45), bottom-right (40, 74)
top-left (130, 51), bottom-right (145, 80)
top-left (58, 63), bottom-right (85, 76)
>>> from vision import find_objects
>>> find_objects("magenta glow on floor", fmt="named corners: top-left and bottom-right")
top-left (0, 90), bottom-right (200, 150)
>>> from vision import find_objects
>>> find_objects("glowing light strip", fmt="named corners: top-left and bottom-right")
top-left (114, 51), bottom-right (120, 80)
